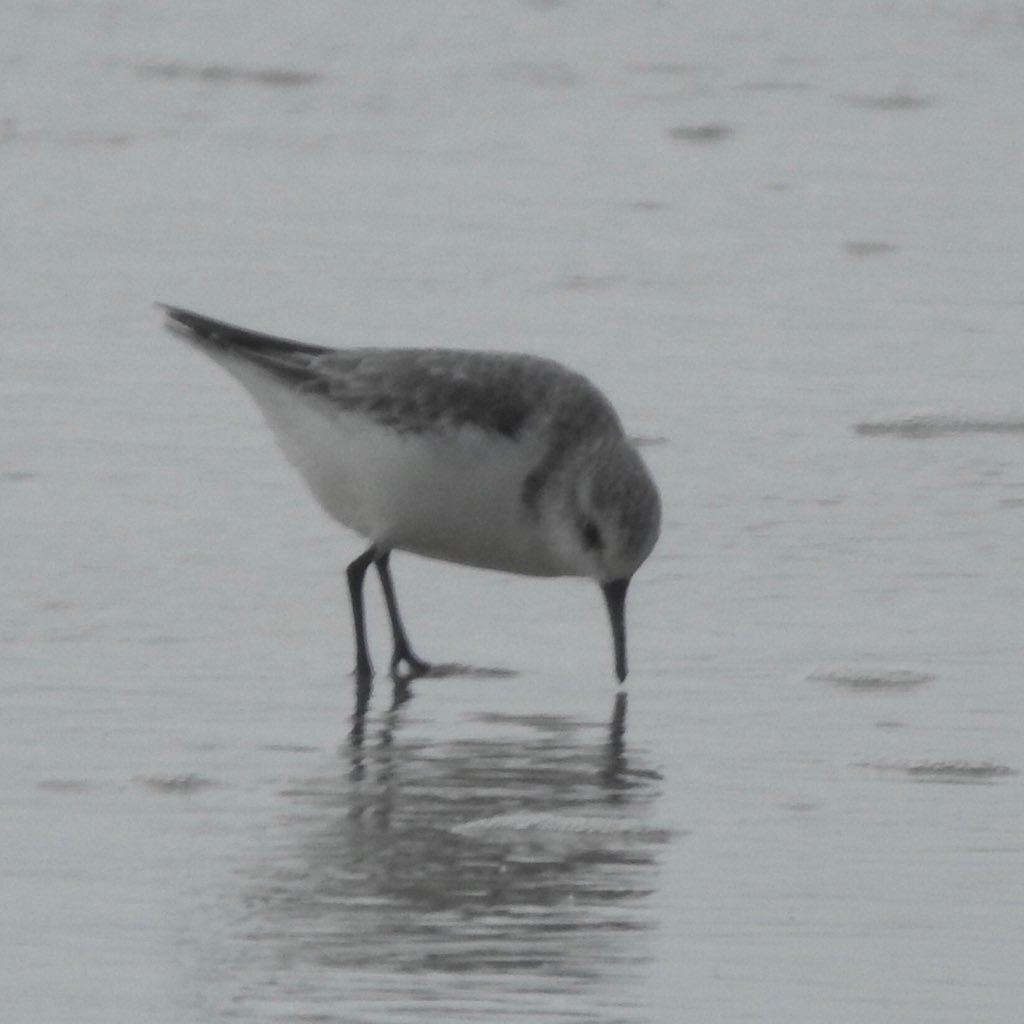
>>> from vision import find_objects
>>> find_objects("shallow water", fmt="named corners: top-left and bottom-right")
top-left (3, 2), bottom-right (1024, 1021)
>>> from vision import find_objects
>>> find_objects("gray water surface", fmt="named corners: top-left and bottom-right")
top-left (3, 2), bottom-right (1024, 1021)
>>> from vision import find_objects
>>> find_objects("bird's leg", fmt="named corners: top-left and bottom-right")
top-left (373, 550), bottom-right (431, 681)
top-left (346, 546), bottom-right (377, 682)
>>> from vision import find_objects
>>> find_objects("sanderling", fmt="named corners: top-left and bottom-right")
top-left (162, 307), bottom-right (660, 684)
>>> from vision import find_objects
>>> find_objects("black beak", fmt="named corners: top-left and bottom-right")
top-left (601, 578), bottom-right (630, 683)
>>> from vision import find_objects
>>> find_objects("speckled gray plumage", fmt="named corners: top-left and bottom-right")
top-left (164, 307), bottom-right (618, 431)
top-left (163, 306), bottom-right (627, 509)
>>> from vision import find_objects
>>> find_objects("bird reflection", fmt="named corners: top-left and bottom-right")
top-left (347, 675), bottom-right (413, 784)
top-left (350, 664), bottom-right (518, 742)
top-left (243, 688), bottom-right (666, 994)
top-left (350, 680), bottom-right (631, 785)
top-left (603, 690), bottom-right (628, 784)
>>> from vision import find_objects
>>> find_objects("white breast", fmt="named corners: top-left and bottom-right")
top-left (221, 357), bottom-right (574, 578)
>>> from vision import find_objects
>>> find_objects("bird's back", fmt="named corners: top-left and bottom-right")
top-left (164, 306), bottom-right (623, 444)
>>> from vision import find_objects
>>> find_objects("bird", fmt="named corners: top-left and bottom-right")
top-left (162, 306), bottom-right (660, 686)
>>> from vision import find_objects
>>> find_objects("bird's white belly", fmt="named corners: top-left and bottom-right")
top-left (237, 364), bottom-right (568, 577)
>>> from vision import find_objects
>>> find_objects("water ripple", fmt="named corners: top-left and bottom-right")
top-left (855, 414), bottom-right (1024, 439)
top-left (221, 696), bottom-right (666, 1019)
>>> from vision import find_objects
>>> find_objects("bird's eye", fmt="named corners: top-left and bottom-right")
top-left (580, 519), bottom-right (603, 551)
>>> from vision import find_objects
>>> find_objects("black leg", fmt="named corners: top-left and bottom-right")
top-left (346, 546), bottom-right (377, 682)
top-left (373, 550), bottom-right (431, 681)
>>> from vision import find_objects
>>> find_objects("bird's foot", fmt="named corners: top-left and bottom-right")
top-left (390, 649), bottom-right (432, 683)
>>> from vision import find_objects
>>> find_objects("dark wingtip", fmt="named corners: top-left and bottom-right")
top-left (158, 304), bottom-right (209, 345)
top-left (157, 307), bottom-right (328, 362)
top-left (158, 305), bottom-right (210, 337)
top-left (155, 302), bottom-right (186, 321)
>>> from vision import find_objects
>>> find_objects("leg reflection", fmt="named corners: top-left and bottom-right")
top-left (349, 674), bottom-right (373, 748)
top-left (390, 676), bottom-right (413, 710)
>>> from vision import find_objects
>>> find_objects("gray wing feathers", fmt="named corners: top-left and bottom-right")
top-left (162, 306), bottom-right (623, 442)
